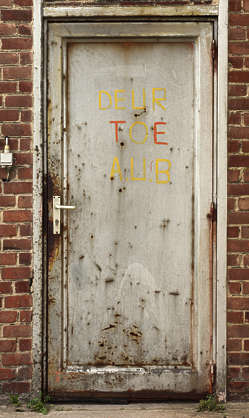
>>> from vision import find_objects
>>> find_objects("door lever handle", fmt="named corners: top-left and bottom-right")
top-left (53, 196), bottom-right (75, 235)
top-left (55, 204), bottom-right (75, 210)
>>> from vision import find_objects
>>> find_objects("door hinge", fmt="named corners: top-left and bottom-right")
top-left (209, 361), bottom-right (216, 388)
top-left (211, 40), bottom-right (217, 61)
top-left (207, 202), bottom-right (217, 222)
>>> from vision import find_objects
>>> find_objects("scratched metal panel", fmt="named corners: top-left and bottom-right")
top-left (47, 22), bottom-right (213, 398)
top-left (67, 42), bottom-right (193, 367)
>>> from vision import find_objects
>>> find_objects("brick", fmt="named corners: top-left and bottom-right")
top-left (14, 0), bottom-right (33, 5)
top-left (229, 46), bottom-right (249, 57)
top-left (19, 253), bottom-right (31, 265)
top-left (0, 225), bottom-right (17, 237)
top-left (239, 198), bottom-right (249, 210)
top-left (228, 213), bottom-right (249, 224)
top-left (18, 24), bottom-right (32, 36)
top-left (228, 140), bottom-right (240, 153)
top-left (0, 368), bottom-right (15, 380)
top-left (228, 184), bottom-right (249, 195)
top-left (0, 23), bottom-right (16, 35)
top-left (0, 110), bottom-right (19, 122)
top-left (20, 224), bottom-right (32, 236)
top-left (229, 14), bottom-right (249, 25)
top-left (243, 282), bottom-right (249, 294)
top-left (14, 153), bottom-right (32, 164)
top-left (16, 366), bottom-right (32, 380)
top-left (3, 210), bottom-right (32, 222)
top-left (243, 253), bottom-right (249, 263)
top-left (228, 367), bottom-right (241, 378)
top-left (228, 197), bottom-right (236, 211)
top-left (2, 352), bottom-right (31, 366)
top-left (0, 311), bottom-right (17, 323)
top-left (0, 82), bottom-right (17, 93)
top-left (2, 124), bottom-right (31, 137)
top-left (229, 127), bottom-right (249, 139)
top-left (15, 280), bottom-right (30, 293)
top-left (0, 196), bottom-right (16, 207)
top-left (228, 269), bottom-right (249, 281)
top-left (20, 52), bottom-right (32, 65)
top-left (229, 381), bottom-right (249, 391)
top-left (2, 267), bottom-right (31, 280)
top-left (21, 110), bottom-right (32, 122)
top-left (228, 169), bottom-right (240, 182)
top-left (0, 282), bottom-right (12, 294)
top-left (245, 312), bottom-right (249, 322)
top-left (19, 338), bottom-right (31, 351)
top-left (1, 10), bottom-right (32, 22)
top-left (229, 282), bottom-right (241, 294)
top-left (20, 138), bottom-right (31, 151)
top-left (229, 27), bottom-right (246, 40)
top-left (229, 99), bottom-right (249, 111)
top-left (4, 183), bottom-right (32, 194)
top-left (2, 38), bottom-right (32, 50)
top-left (18, 168), bottom-right (32, 180)
top-left (0, 172), bottom-right (5, 187)
top-left (0, 53), bottom-right (18, 65)
top-left (0, 253), bottom-right (17, 265)
top-left (0, 340), bottom-right (16, 352)
top-left (5, 294), bottom-right (32, 307)
top-left (229, 57), bottom-right (243, 69)
top-left (228, 298), bottom-right (249, 310)
top-left (5, 95), bottom-right (32, 107)
top-left (3, 239), bottom-right (31, 251)
top-left (242, 141), bottom-right (249, 153)
top-left (3, 67), bottom-right (32, 81)
top-left (20, 310), bottom-right (32, 322)
top-left (228, 325), bottom-right (249, 339)
top-left (228, 254), bottom-right (241, 267)
top-left (244, 114), bottom-right (249, 126)
top-left (227, 311), bottom-right (243, 323)
top-left (228, 226), bottom-right (239, 238)
top-left (242, 367), bottom-right (249, 378)
top-left (2, 382), bottom-right (30, 394)
top-left (227, 338), bottom-right (242, 351)
top-left (18, 196), bottom-right (32, 208)
top-left (228, 269), bottom-right (249, 282)
top-left (244, 0), bottom-right (249, 10)
top-left (19, 81), bottom-right (32, 93)
top-left (0, 0), bottom-right (12, 6)
top-left (244, 169), bottom-right (249, 182)
top-left (229, 85), bottom-right (247, 96)
top-left (229, 155), bottom-right (249, 167)
top-left (229, 0), bottom-right (242, 11)
top-left (0, 138), bottom-right (18, 151)
top-left (3, 324), bottom-right (32, 338)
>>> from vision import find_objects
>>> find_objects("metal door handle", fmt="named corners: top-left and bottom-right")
top-left (53, 196), bottom-right (75, 235)
top-left (55, 204), bottom-right (75, 210)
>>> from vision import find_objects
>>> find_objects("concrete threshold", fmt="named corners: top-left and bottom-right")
top-left (0, 402), bottom-right (249, 418)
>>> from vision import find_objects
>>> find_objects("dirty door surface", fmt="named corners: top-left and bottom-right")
top-left (47, 22), bottom-right (214, 399)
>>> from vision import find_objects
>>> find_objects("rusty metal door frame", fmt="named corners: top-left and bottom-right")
top-left (32, 1), bottom-right (227, 399)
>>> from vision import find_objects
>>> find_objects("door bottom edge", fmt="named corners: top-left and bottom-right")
top-left (48, 390), bottom-right (209, 402)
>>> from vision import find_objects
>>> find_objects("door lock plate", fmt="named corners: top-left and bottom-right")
top-left (53, 196), bottom-right (61, 235)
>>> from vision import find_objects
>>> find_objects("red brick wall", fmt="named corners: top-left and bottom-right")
top-left (0, 0), bottom-right (33, 396)
top-left (228, 0), bottom-right (249, 400)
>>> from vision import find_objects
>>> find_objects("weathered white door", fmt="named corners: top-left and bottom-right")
top-left (47, 21), bottom-right (214, 400)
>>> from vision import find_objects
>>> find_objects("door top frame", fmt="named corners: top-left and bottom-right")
top-left (43, 5), bottom-right (219, 18)
top-left (33, 0), bottom-right (227, 398)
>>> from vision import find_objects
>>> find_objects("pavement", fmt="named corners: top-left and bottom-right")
top-left (0, 402), bottom-right (249, 418)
